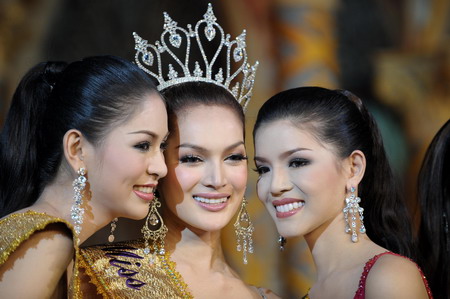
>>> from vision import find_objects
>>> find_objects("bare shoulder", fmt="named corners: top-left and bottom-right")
top-left (365, 253), bottom-right (429, 298)
top-left (0, 223), bottom-right (74, 298)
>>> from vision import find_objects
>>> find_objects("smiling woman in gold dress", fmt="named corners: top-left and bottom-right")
top-left (0, 55), bottom-right (168, 298)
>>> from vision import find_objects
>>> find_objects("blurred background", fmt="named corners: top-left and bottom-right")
top-left (0, 0), bottom-right (449, 297)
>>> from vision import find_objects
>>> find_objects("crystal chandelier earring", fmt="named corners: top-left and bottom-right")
top-left (141, 193), bottom-right (168, 262)
top-left (108, 218), bottom-right (118, 242)
top-left (234, 197), bottom-right (254, 264)
top-left (71, 167), bottom-right (86, 243)
top-left (278, 236), bottom-right (287, 251)
top-left (343, 186), bottom-right (366, 242)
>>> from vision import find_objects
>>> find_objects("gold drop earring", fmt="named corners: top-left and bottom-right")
top-left (234, 197), bottom-right (254, 264)
top-left (141, 193), bottom-right (168, 262)
top-left (108, 218), bottom-right (118, 242)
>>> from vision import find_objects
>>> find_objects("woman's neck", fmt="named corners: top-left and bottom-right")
top-left (33, 180), bottom-right (73, 222)
top-left (304, 215), bottom-right (382, 281)
top-left (165, 219), bottom-right (229, 272)
top-left (32, 177), bottom-right (112, 244)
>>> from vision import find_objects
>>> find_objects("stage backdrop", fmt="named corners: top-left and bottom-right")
top-left (0, 0), bottom-right (448, 298)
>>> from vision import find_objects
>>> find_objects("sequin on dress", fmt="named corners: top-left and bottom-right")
top-left (80, 239), bottom-right (275, 298)
top-left (79, 239), bottom-right (193, 298)
top-left (0, 210), bottom-right (82, 298)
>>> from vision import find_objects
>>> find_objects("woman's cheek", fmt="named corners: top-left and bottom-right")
top-left (174, 166), bottom-right (202, 188)
top-left (231, 165), bottom-right (248, 190)
top-left (256, 178), bottom-right (268, 202)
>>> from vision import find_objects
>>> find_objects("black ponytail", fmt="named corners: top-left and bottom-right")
top-left (253, 87), bottom-right (414, 257)
top-left (0, 62), bottom-right (67, 216)
top-left (343, 91), bottom-right (414, 258)
top-left (0, 55), bottom-right (159, 217)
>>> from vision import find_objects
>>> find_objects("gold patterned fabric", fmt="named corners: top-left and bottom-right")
top-left (79, 239), bottom-right (193, 299)
top-left (0, 210), bottom-right (81, 298)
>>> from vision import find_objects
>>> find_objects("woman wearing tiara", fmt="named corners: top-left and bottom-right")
top-left (0, 55), bottom-right (168, 298)
top-left (253, 87), bottom-right (432, 298)
top-left (78, 4), bottom-right (277, 298)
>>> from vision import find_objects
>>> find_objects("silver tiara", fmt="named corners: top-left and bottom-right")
top-left (133, 3), bottom-right (258, 110)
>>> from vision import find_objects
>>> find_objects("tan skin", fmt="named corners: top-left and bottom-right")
top-left (0, 95), bottom-right (168, 298)
top-left (0, 224), bottom-right (73, 298)
top-left (0, 131), bottom-right (92, 299)
top-left (255, 120), bottom-right (429, 299)
top-left (79, 105), bottom-right (279, 298)
top-left (158, 105), bottom-right (279, 299)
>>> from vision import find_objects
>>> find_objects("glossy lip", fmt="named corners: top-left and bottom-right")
top-left (193, 193), bottom-right (230, 212)
top-left (133, 184), bottom-right (156, 202)
top-left (272, 198), bottom-right (304, 219)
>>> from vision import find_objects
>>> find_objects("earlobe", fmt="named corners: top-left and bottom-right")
top-left (347, 150), bottom-right (366, 188)
top-left (63, 129), bottom-right (85, 172)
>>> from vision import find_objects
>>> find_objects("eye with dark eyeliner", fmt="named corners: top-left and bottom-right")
top-left (253, 165), bottom-right (269, 175)
top-left (179, 154), bottom-right (203, 164)
top-left (226, 153), bottom-right (248, 162)
top-left (134, 141), bottom-right (151, 152)
top-left (289, 158), bottom-right (310, 168)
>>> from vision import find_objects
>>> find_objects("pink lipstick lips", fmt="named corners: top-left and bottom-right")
top-left (133, 184), bottom-right (156, 202)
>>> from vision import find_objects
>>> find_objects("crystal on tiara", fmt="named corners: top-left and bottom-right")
top-left (133, 3), bottom-right (258, 110)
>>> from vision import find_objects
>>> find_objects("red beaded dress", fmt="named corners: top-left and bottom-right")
top-left (303, 251), bottom-right (433, 298)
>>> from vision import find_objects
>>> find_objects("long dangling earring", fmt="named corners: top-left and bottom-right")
top-left (234, 197), bottom-right (254, 265)
top-left (141, 193), bottom-right (168, 261)
top-left (278, 236), bottom-right (287, 251)
top-left (343, 186), bottom-right (366, 242)
top-left (71, 168), bottom-right (86, 242)
top-left (108, 218), bottom-right (118, 242)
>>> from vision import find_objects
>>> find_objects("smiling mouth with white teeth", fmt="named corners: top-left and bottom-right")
top-left (275, 201), bottom-right (305, 213)
top-left (193, 196), bottom-right (229, 204)
top-left (133, 186), bottom-right (154, 193)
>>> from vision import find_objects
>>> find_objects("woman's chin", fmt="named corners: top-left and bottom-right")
top-left (276, 225), bottom-right (305, 239)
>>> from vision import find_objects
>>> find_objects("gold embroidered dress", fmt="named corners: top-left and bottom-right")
top-left (0, 210), bottom-right (82, 298)
top-left (79, 239), bottom-right (193, 298)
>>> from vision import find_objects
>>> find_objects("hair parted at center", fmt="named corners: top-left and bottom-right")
top-left (253, 86), bottom-right (415, 258)
top-left (162, 81), bottom-right (245, 136)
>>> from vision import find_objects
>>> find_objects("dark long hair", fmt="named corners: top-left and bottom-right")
top-left (0, 55), bottom-right (159, 217)
top-left (253, 86), bottom-right (414, 257)
top-left (417, 119), bottom-right (450, 299)
top-left (161, 81), bottom-right (245, 135)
